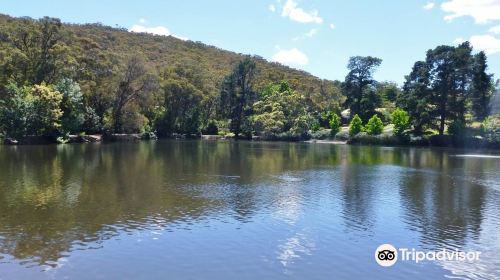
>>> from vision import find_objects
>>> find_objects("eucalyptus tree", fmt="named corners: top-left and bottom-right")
top-left (219, 57), bottom-right (257, 138)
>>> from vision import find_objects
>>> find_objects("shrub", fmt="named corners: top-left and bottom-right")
top-left (335, 130), bottom-right (350, 141)
top-left (311, 129), bottom-right (331, 140)
top-left (483, 115), bottom-right (500, 143)
top-left (349, 114), bottom-right (363, 136)
top-left (203, 120), bottom-right (219, 135)
top-left (329, 113), bottom-right (341, 136)
top-left (448, 119), bottom-right (466, 137)
top-left (365, 115), bottom-right (384, 135)
top-left (391, 108), bottom-right (410, 136)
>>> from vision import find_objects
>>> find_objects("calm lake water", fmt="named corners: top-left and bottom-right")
top-left (0, 141), bottom-right (499, 280)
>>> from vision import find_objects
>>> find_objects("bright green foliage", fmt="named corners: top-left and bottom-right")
top-left (0, 83), bottom-right (63, 137)
top-left (365, 115), bottom-right (384, 135)
top-left (482, 115), bottom-right (500, 143)
top-left (349, 114), bottom-right (363, 136)
top-left (55, 78), bottom-right (85, 134)
top-left (391, 108), bottom-right (410, 136)
top-left (329, 113), bottom-right (341, 136)
top-left (252, 82), bottom-right (314, 139)
top-left (29, 84), bottom-right (64, 136)
top-left (0, 83), bottom-right (32, 138)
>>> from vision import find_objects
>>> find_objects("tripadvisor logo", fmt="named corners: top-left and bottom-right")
top-left (375, 244), bottom-right (481, 267)
top-left (375, 244), bottom-right (398, 267)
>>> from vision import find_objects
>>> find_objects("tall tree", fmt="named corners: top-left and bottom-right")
top-left (111, 56), bottom-right (157, 133)
top-left (219, 58), bottom-right (256, 138)
top-left (470, 51), bottom-right (494, 121)
top-left (3, 17), bottom-right (66, 85)
top-left (342, 56), bottom-right (382, 121)
top-left (156, 78), bottom-right (203, 136)
top-left (427, 43), bottom-right (472, 135)
top-left (400, 61), bottom-right (433, 135)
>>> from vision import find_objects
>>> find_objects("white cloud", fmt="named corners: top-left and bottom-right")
top-left (469, 34), bottom-right (500, 54)
top-left (292, 28), bottom-right (318, 41)
top-left (454, 34), bottom-right (500, 54)
top-left (281, 0), bottom-right (323, 24)
top-left (441, 0), bottom-right (500, 24)
top-left (269, 4), bottom-right (276, 12)
top-left (424, 2), bottom-right (436, 10)
top-left (272, 48), bottom-right (309, 65)
top-left (139, 18), bottom-right (146, 24)
top-left (305, 28), bottom-right (317, 37)
top-left (329, 23), bottom-right (336, 29)
top-left (453, 37), bottom-right (466, 44)
top-left (130, 24), bottom-right (170, 36)
top-left (489, 25), bottom-right (500, 34)
top-left (129, 24), bottom-right (188, 40)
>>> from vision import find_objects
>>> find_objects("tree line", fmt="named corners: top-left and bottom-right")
top-left (0, 15), bottom-right (497, 143)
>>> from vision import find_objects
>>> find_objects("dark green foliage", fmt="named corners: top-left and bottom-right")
top-left (0, 83), bottom-right (31, 138)
top-left (156, 76), bottom-right (202, 136)
top-left (202, 120), bottom-right (219, 135)
top-left (400, 42), bottom-right (494, 135)
top-left (219, 58), bottom-right (257, 138)
top-left (365, 115), bottom-right (384, 135)
top-left (349, 114), bottom-right (363, 136)
top-left (471, 52), bottom-right (494, 121)
top-left (400, 61), bottom-right (433, 135)
top-left (377, 82), bottom-right (401, 105)
top-left (448, 119), bottom-right (466, 137)
top-left (342, 56), bottom-right (382, 121)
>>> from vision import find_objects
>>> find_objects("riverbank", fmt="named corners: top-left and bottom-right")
top-left (2, 132), bottom-right (499, 149)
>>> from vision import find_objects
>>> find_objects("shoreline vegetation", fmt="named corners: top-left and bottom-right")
top-left (0, 15), bottom-right (499, 149)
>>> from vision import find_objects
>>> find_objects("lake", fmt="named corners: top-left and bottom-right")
top-left (0, 140), bottom-right (499, 279)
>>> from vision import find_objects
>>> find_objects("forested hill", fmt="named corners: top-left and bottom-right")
top-left (0, 13), bottom-right (340, 102)
top-left (0, 14), bottom-right (343, 138)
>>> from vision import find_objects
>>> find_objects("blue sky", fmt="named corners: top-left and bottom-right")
top-left (1, 0), bottom-right (499, 83)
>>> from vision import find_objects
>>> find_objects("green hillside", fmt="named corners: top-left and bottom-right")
top-left (0, 14), bottom-right (342, 138)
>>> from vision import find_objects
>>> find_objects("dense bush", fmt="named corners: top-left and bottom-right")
top-left (252, 82), bottom-right (314, 140)
top-left (329, 113), bottom-right (341, 136)
top-left (391, 108), bottom-right (410, 136)
top-left (311, 129), bottom-right (331, 140)
top-left (0, 83), bottom-right (63, 138)
top-left (349, 114), bottom-right (363, 136)
top-left (334, 130), bottom-right (350, 141)
top-left (483, 115), bottom-right (500, 143)
top-left (202, 120), bottom-right (219, 135)
top-left (365, 115), bottom-right (384, 135)
top-left (448, 119), bottom-right (466, 137)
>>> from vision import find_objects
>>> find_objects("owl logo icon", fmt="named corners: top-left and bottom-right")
top-left (375, 244), bottom-right (398, 267)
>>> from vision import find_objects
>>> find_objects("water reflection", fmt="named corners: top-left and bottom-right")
top-left (0, 141), bottom-right (499, 279)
